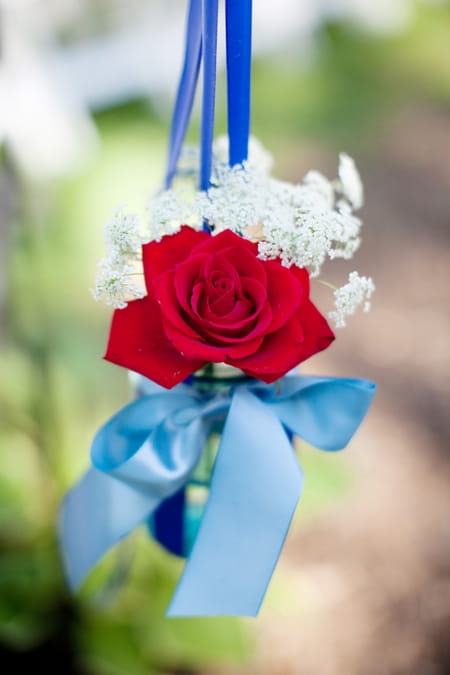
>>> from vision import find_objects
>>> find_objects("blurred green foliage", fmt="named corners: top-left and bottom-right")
top-left (1, 3), bottom-right (449, 672)
top-left (251, 4), bottom-right (450, 150)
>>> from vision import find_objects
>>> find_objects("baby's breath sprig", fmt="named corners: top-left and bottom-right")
top-left (91, 259), bottom-right (145, 309)
top-left (328, 272), bottom-right (375, 328)
top-left (337, 153), bottom-right (364, 210)
top-left (92, 206), bottom-right (146, 308)
top-left (104, 205), bottom-right (144, 260)
top-left (92, 137), bottom-right (374, 324)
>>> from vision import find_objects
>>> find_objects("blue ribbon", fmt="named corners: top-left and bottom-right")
top-left (164, 0), bottom-right (203, 189)
top-left (226, 0), bottom-right (252, 166)
top-left (200, 0), bottom-right (219, 192)
top-left (164, 0), bottom-right (253, 187)
top-left (59, 374), bottom-right (375, 616)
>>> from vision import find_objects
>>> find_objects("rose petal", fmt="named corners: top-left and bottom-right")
top-left (294, 299), bottom-right (335, 361)
top-left (173, 253), bottom-right (210, 314)
top-left (194, 283), bottom-right (239, 318)
top-left (207, 288), bottom-right (238, 316)
top-left (162, 321), bottom-right (229, 361)
top-left (195, 228), bottom-right (257, 257)
top-left (228, 319), bottom-right (305, 380)
top-left (195, 276), bottom-right (267, 327)
top-left (240, 277), bottom-right (267, 314)
top-left (176, 253), bottom-right (245, 318)
top-left (205, 270), bottom-right (235, 305)
top-left (221, 245), bottom-right (267, 285)
top-left (153, 270), bottom-right (204, 339)
top-left (290, 265), bottom-right (310, 295)
top-left (226, 335), bottom-right (265, 359)
top-left (264, 260), bottom-right (304, 333)
top-left (208, 294), bottom-right (252, 320)
top-left (192, 305), bottom-right (272, 343)
top-left (230, 298), bottom-right (335, 382)
top-left (142, 226), bottom-right (208, 291)
top-left (104, 296), bottom-right (204, 388)
top-left (163, 318), bottom-right (265, 361)
top-left (203, 253), bottom-right (243, 291)
top-left (155, 269), bottom-right (271, 345)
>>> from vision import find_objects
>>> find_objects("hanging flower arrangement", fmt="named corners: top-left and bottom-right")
top-left (60, 0), bottom-right (376, 617)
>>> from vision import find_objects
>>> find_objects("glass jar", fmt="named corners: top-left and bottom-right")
top-left (150, 364), bottom-right (248, 558)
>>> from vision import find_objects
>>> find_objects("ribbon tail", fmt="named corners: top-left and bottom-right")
top-left (59, 394), bottom-right (207, 590)
top-left (59, 468), bottom-right (157, 590)
top-left (167, 388), bottom-right (303, 617)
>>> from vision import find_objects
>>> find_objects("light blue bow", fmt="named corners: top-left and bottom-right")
top-left (59, 374), bottom-right (375, 616)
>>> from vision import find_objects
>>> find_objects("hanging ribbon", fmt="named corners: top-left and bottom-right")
top-left (164, 0), bottom-right (220, 192)
top-left (164, 0), bottom-right (203, 189)
top-left (200, 0), bottom-right (219, 191)
top-left (59, 374), bottom-right (375, 616)
top-left (164, 0), bottom-right (253, 186)
top-left (225, 0), bottom-right (252, 166)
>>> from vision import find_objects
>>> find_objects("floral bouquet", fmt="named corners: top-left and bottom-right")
top-left (60, 0), bottom-right (376, 617)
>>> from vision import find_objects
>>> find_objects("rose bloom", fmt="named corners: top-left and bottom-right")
top-left (105, 227), bottom-right (334, 388)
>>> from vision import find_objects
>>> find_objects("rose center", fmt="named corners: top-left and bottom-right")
top-left (212, 278), bottom-right (232, 291)
top-left (205, 270), bottom-right (237, 315)
top-left (209, 270), bottom-right (233, 293)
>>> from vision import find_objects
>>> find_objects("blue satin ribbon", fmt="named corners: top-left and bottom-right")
top-left (226, 0), bottom-right (252, 166)
top-left (200, 0), bottom-right (219, 192)
top-left (164, 0), bottom-right (202, 189)
top-left (59, 374), bottom-right (375, 616)
top-left (164, 0), bottom-right (253, 187)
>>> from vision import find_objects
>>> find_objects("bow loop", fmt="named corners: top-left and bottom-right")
top-left (268, 376), bottom-right (376, 451)
top-left (91, 393), bottom-right (197, 472)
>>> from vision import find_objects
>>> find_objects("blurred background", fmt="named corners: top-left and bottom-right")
top-left (1, 0), bottom-right (449, 673)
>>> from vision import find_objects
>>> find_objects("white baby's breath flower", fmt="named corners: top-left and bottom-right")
top-left (259, 153), bottom-right (366, 275)
top-left (258, 174), bottom-right (363, 275)
top-left (93, 136), bottom-right (370, 314)
top-left (338, 153), bottom-right (364, 210)
top-left (148, 188), bottom-right (200, 240)
top-left (93, 206), bottom-right (147, 308)
top-left (104, 206), bottom-right (144, 260)
top-left (260, 200), bottom-right (332, 275)
top-left (213, 135), bottom-right (274, 175)
top-left (247, 136), bottom-right (274, 174)
top-left (91, 258), bottom-right (145, 309)
top-left (327, 211), bottom-right (362, 261)
top-left (142, 139), bottom-right (365, 280)
top-left (303, 170), bottom-right (334, 208)
top-left (198, 162), bottom-right (267, 234)
top-left (328, 271), bottom-right (375, 328)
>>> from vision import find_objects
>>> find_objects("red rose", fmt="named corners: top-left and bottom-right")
top-left (104, 227), bottom-right (334, 388)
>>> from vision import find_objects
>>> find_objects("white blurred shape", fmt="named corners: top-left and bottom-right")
top-left (252, 0), bottom-right (321, 53)
top-left (48, 21), bottom-right (185, 110)
top-left (0, 5), bottom-right (97, 179)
